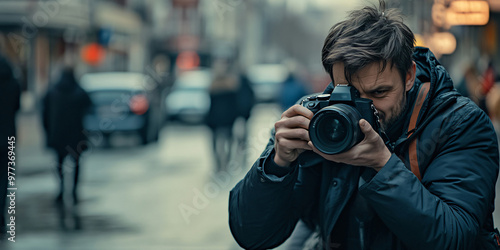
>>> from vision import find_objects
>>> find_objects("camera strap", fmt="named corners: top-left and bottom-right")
top-left (381, 131), bottom-right (393, 152)
top-left (406, 82), bottom-right (431, 181)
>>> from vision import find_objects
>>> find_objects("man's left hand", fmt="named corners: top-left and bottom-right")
top-left (308, 119), bottom-right (391, 171)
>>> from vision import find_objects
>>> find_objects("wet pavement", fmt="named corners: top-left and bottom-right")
top-left (4, 104), bottom-right (282, 250)
top-left (4, 104), bottom-right (500, 249)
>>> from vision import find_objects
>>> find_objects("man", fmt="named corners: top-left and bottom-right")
top-left (0, 55), bottom-right (21, 238)
top-left (228, 1), bottom-right (500, 249)
top-left (42, 67), bottom-right (91, 204)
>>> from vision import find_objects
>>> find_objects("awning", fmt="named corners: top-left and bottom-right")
top-left (93, 1), bottom-right (142, 35)
top-left (0, 0), bottom-right (90, 30)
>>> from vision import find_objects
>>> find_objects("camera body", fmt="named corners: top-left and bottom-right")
top-left (301, 84), bottom-right (381, 154)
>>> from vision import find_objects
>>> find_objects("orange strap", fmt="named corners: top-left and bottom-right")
top-left (407, 82), bottom-right (430, 181)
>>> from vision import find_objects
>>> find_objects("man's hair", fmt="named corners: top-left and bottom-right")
top-left (321, 0), bottom-right (415, 84)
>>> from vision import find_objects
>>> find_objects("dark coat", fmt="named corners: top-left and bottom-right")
top-left (237, 74), bottom-right (255, 120)
top-left (42, 69), bottom-right (91, 154)
top-left (207, 90), bottom-right (238, 129)
top-left (229, 48), bottom-right (500, 249)
top-left (280, 74), bottom-right (308, 111)
top-left (0, 56), bottom-right (21, 148)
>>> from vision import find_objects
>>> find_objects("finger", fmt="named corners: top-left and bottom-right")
top-left (359, 119), bottom-right (377, 141)
top-left (282, 104), bottom-right (314, 120)
top-left (278, 138), bottom-right (313, 151)
top-left (275, 128), bottom-right (310, 142)
top-left (308, 141), bottom-right (319, 154)
top-left (276, 115), bottom-right (310, 130)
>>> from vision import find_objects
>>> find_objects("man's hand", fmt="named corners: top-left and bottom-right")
top-left (274, 105), bottom-right (314, 167)
top-left (309, 119), bottom-right (391, 171)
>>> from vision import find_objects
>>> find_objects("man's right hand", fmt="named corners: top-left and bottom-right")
top-left (273, 104), bottom-right (314, 167)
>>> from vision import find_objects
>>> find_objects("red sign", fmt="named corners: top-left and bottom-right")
top-left (81, 43), bottom-right (105, 66)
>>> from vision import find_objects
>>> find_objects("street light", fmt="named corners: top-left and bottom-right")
top-left (428, 32), bottom-right (457, 55)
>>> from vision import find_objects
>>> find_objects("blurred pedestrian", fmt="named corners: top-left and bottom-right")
top-left (234, 72), bottom-right (255, 153)
top-left (207, 60), bottom-right (238, 172)
top-left (0, 55), bottom-right (21, 237)
top-left (456, 63), bottom-right (496, 115)
top-left (482, 61), bottom-right (496, 97)
top-left (481, 61), bottom-right (497, 116)
top-left (42, 67), bottom-right (91, 204)
top-left (455, 64), bottom-right (478, 99)
top-left (279, 72), bottom-right (309, 111)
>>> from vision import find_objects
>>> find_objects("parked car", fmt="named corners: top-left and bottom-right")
top-left (80, 72), bottom-right (162, 146)
top-left (164, 69), bottom-right (212, 124)
top-left (247, 64), bottom-right (288, 103)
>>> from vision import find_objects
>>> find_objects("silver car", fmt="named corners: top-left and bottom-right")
top-left (247, 64), bottom-right (288, 103)
top-left (164, 69), bottom-right (212, 124)
top-left (81, 72), bottom-right (162, 146)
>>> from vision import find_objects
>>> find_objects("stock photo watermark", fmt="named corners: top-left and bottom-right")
top-left (6, 136), bottom-right (17, 243)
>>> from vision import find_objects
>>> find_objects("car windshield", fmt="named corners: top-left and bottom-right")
top-left (174, 70), bottom-right (212, 90)
top-left (247, 65), bottom-right (287, 84)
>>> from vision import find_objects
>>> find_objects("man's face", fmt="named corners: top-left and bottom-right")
top-left (332, 62), bottom-right (415, 131)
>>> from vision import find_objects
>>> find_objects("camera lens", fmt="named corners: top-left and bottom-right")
top-left (309, 104), bottom-right (363, 154)
top-left (319, 117), bottom-right (346, 143)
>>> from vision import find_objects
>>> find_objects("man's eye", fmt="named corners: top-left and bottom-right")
top-left (372, 90), bottom-right (387, 96)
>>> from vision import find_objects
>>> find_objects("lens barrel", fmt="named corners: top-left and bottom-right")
top-left (309, 104), bottom-right (363, 154)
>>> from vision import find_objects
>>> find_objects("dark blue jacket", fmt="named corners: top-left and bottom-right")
top-left (42, 69), bottom-right (92, 153)
top-left (229, 48), bottom-right (500, 249)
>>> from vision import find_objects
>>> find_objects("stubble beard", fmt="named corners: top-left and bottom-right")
top-left (380, 92), bottom-right (406, 132)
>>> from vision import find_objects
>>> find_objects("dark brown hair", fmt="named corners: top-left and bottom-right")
top-left (321, 0), bottom-right (415, 84)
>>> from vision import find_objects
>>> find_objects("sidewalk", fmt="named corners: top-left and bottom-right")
top-left (4, 107), bottom-right (273, 249)
top-left (15, 111), bottom-right (55, 177)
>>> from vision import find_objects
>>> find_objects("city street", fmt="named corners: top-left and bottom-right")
top-left (0, 0), bottom-right (498, 249)
top-left (4, 104), bottom-right (282, 250)
top-left (5, 102), bottom-right (500, 250)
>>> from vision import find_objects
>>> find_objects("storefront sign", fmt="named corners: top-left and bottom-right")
top-left (432, 0), bottom-right (489, 27)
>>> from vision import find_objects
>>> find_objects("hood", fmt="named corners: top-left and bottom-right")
top-left (407, 47), bottom-right (459, 129)
top-left (391, 47), bottom-right (460, 154)
top-left (0, 55), bottom-right (14, 81)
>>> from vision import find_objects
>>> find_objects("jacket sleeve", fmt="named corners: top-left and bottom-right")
top-left (229, 131), bottom-right (321, 249)
top-left (359, 107), bottom-right (499, 249)
top-left (41, 92), bottom-right (50, 134)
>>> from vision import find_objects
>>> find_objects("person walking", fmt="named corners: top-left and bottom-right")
top-left (42, 67), bottom-right (91, 204)
top-left (207, 60), bottom-right (238, 172)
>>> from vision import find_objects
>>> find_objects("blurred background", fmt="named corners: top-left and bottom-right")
top-left (0, 0), bottom-right (500, 249)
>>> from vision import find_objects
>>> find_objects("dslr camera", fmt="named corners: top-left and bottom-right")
top-left (301, 84), bottom-right (381, 154)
